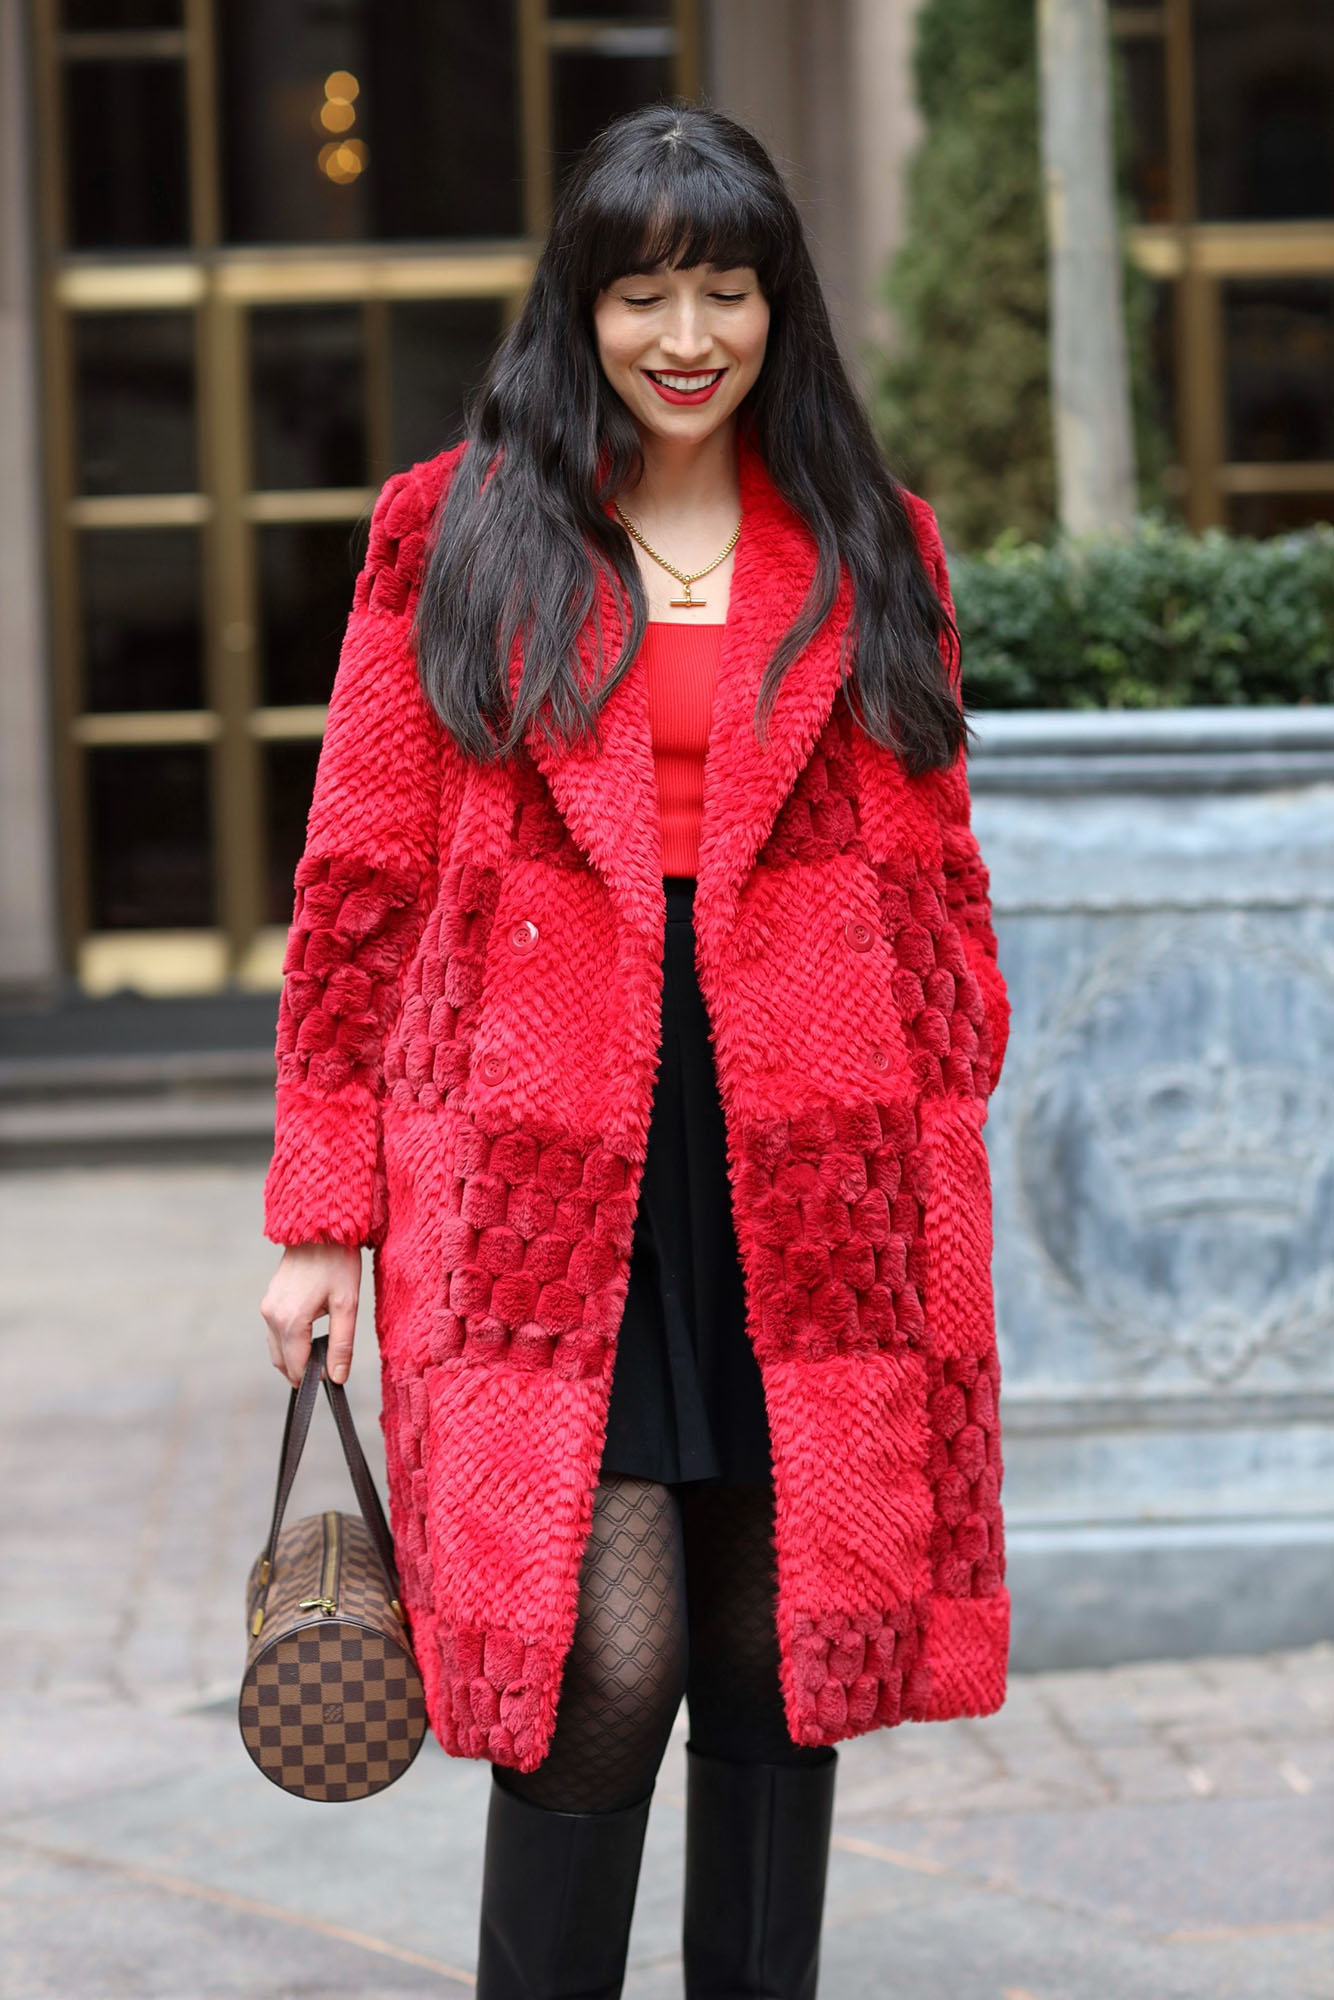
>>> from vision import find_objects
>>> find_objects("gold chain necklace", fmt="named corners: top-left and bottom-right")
top-left (614, 503), bottom-right (742, 610)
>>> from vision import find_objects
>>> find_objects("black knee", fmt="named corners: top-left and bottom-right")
top-left (682, 1478), bottom-right (831, 1769)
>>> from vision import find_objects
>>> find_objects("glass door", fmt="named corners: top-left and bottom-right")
top-left (30, 0), bottom-right (699, 995)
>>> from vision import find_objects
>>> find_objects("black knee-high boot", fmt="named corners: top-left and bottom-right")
top-left (475, 1768), bottom-right (653, 1999)
top-left (682, 1743), bottom-right (838, 2000)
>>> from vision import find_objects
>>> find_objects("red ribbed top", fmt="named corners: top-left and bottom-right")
top-left (641, 620), bottom-right (723, 878)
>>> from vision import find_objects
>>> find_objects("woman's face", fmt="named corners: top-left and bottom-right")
top-left (593, 262), bottom-right (769, 445)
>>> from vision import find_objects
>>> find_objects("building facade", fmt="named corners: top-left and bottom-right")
top-left (2, 0), bottom-right (1332, 1003)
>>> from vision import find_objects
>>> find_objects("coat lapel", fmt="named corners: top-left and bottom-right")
top-left (519, 435), bottom-right (855, 948)
top-left (693, 440), bottom-right (854, 958)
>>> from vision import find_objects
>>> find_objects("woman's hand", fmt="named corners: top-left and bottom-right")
top-left (260, 1243), bottom-right (363, 1387)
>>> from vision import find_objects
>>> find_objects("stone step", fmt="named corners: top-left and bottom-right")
top-left (0, 1048), bottom-right (276, 1163)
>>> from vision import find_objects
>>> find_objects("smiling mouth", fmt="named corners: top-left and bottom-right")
top-left (644, 368), bottom-right (727, 404)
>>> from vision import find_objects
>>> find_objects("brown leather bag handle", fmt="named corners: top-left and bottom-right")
top-left (258, 1335), bottom-right (402, 1606)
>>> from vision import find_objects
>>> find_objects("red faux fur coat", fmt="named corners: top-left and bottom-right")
top-left (263, 434), bottom-right (1012, 1770)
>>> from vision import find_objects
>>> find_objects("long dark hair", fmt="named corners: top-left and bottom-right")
top-left (415, 102), bottom-right (964, 774)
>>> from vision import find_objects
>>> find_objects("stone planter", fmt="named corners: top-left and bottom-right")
top-left (971, 706), bottom-right (1334, 1667)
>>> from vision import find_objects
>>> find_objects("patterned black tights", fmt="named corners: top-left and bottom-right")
top-left (492, 1474), bottom-right (835, 1815)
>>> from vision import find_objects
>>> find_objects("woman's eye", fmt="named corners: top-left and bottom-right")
top-left (617, 290), bottom-right (749, 306)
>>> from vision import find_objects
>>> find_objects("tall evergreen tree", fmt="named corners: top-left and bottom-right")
top-left (874, 0), bottom-right (1168, 553)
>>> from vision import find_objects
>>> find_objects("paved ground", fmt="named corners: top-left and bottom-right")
top-left (1, 1161), bottom-right (1331, 2000)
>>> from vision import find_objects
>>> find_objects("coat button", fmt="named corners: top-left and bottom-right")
top-left (508, 919), bottom-right (539, 954)
top-left (479, 1053), bottom-right (509, 1085)
top-left (869, 1045), bottom-right (889, 1071)
top-left (844, 918), bottom-right (874, 952)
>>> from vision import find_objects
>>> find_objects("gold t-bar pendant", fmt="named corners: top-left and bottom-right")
top-left (614, 503), bottom-right (741, 613)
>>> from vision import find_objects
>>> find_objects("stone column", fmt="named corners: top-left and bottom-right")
top-left (704, 0), bottom-right (925, 388)
top-left (1037, 0), bottom-right (1137, 534)
top-left (0, 0), bottom-right (61, 994)
top-left (846, 0), bottom-right (923, 363)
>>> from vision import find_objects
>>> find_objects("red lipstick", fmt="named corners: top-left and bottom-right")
top-left (643, 368), bottom-right (726, 406)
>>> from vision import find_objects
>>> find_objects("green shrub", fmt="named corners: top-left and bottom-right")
top-left (953, 519), bottom-right (1334, 709)
top-left (874, 0), bottom-right (1054, 551)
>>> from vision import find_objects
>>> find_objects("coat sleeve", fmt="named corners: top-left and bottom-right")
top-left (262, 452), bottom-right (463, 1249)
top-left (904, 492), bottom-right (1011, 1095)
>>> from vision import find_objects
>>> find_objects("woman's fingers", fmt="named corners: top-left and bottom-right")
top-left (277, 1312), bottom-right (314, 1388)
top-left (325, 1286), bottom-right (358, 1385)
top-left (260, 1282), bottom-right (308, 1386)
top-left (260, 1244), bottom-right (361, 1388)
top-left (263, 1319), bottom-right (286, 1376)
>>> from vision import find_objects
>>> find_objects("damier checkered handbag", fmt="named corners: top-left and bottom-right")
top-left (239, 1334), bottom-right (427, 1801)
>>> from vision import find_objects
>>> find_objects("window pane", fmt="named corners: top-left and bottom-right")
top-left (548, 0), bottom-right (672, 16)
top-left (360, 4), bottom-right (521, 239)
top-left (264, 740), bottom-right (322, 924)
top-left (552, 53), bottom-right (675, 185)
top-left (1143, 276), bottom-right (1178, 461)
top-left (64, 1), bottom-right (181, 24)
top-left (63, 59), bottom-right (189, 249)
top-left (218, 4), bottom-right (369, 245)
top-left (1195, 0), bottom-right (1334, 221)
top-left (257, 523), bottom-right (358, 706)
top-left (1228, 493), bottom-right (1334, 536)
top-left (1224, 280), bottom-right (1334, 462)
top-left (1115, 32), bottom-right (1170, 223)
top-left (73, 311), bottom-right (196, 496)
top-left (389, 298), bottom-right (503, 469)
top-left (79, 528), bottom-right (204, 711)
top-left (250, 306), bottom-right (366, 490)
top-left (87, 744), bottom-right (214, 928)
top-left (218, 1), bottom-right (520, 245)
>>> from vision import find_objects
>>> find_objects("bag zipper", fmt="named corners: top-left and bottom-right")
top-left (298, 1510), bottom-right (341, 1617)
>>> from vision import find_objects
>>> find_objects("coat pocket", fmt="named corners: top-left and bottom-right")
top-left (920, 1094), bottom-right (997, 1362)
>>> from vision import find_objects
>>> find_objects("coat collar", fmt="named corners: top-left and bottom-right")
top-left (516, 433), bottom-right (854, 952)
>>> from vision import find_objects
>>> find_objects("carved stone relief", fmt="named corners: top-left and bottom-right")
top-left (1012, 913), bottom-right (1334, 1387)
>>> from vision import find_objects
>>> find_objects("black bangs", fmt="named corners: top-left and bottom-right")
top-left (565, 105), bottom-right (800, 303)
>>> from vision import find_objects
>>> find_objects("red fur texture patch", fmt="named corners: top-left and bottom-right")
top-left (419, 1364), bottom-right (609, 1769)
top-left (739, 1096), bottom-right (930, 1362)
top-left (921, 1095), bottom-right (997, 1362)
top-left (924, 1346), bottom-right (1006, 1601)
top-left (277, 854), bottom-right (424, 1094)
top-left (432, 1111), bottom-right (638, 1380)
top-left (875, 853), bottom-right (992, 1101)
top-left (264, 1079), bottom-right (380, 1249)
top-left (386, 860), bottom-right (501, 1111)
top-left (765, 1352), bottom-right (936, 1741)
top-left (918, 1591), bottom-right (1010, 1719)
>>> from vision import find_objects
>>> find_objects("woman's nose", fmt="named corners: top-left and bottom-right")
top-left (659, 308), bottom-right (713, 362)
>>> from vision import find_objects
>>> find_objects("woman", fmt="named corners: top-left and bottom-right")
top-left (260, 103), bottom-right (1010, 2000)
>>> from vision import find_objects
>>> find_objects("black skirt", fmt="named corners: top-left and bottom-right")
top-left (600, 875), bottom-right (773, 1486)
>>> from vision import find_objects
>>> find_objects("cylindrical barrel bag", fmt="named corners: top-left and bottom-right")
top-left (239, 1334), bottom-right (427, 1801)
